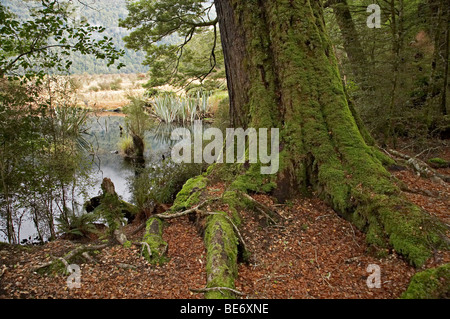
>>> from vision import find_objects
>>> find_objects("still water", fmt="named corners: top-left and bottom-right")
top-left (0, 114), bottom-right (177, 243)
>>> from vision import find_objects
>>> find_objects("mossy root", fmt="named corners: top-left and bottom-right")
top-left (204, 212), bottom-right (239, 299)
top-left (142, 217), bottom-right (168, 265)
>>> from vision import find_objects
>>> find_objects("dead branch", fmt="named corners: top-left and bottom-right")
top-left (190, 287), bottom-right (246, 297)
top-left (399, 184), bottom-right (447, 199)
top-left (1, 265), bottom-right (7, 278)
top-left (81, 252), bottom-right (97, 264)
top-left (33, 243), bottom-right (108, 272)
top-left (384, 148), bottom-right (450, 184)
top-left (153, 198), bottom-right (219, 219)
top-left (117, 263), bottom-right (137, 271)
top-left (241, 193), bottom-right (279, 224)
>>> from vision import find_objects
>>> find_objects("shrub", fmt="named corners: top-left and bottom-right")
top-left (130, 160), bottom-right (203, 209)
top-left (88, 85), bottom-right (100, 92)
top-left (118, 135), bottom-right (134, 157)
top-left (110, 78), bottom-right (123, 91)
top-left (57, 212), bottom-right (98, 240)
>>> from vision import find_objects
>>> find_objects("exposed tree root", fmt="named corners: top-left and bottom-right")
top-left (241, 193), bottom-right (280, 225)
top-left (203, 212), bottom-right (239, 299)
top-left (33, 243), bottom-right (108, 273)
top-left (190, 287), bottom-right (246, 297)
top-left (383, 148), bottom-right (450, 184)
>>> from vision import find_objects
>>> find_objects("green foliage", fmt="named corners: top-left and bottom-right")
top-left (123, 95), bottom-right (152, 138)
top-left (118, 135), bottom-right (134, 157)
top-left (324, 0), bottom-right (449, 142)
top-left (120, 0), bottom-right (224, 90)
top-left (56, 211), bottom-right (98, 239)
top-left (428, 158), bottom-right (449, 168)
top-left (93, 193), bottom-right (125, 234)
top-left (0, 0), bottom-right (124, 82)
top-left (0, 76), bottom-right (95, 243)
top-left (150, 91), bottom-right (212, 123)
top-left (1, 0), bottom-right (148, 74)
top-left (131, 161), bottom-right (203, 210)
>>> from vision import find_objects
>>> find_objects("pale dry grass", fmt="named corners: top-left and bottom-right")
top-left (72, 73), bottom-right (149, 110)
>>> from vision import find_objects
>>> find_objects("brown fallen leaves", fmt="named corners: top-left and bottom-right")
top-left (0, 166), bottom-right (448, 299)
top-left (237, 197), bottom-right (418, 299)
top-left (0, 217), bottom-right (206, 299)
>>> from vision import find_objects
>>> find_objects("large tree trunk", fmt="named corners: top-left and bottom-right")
top-left (215, 0), bottom-right (446, 267)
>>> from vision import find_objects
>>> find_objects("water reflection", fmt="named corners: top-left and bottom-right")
top-left (0, 114), bottom-right (209, 243)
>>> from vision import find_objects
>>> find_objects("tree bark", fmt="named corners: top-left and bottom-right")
top-left (204, 212), bottom-right (238, 299)
top-left (141, 217), bottom-right (168, 264)
top-left (215, 0), bottom-right (447, 267)
top-left (425, 0), bottom-right (450, 120)
top-left (328, 0), bottom-right (368, 87)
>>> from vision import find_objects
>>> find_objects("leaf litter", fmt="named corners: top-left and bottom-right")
top-left (0, 166), bottom-right (448, 299)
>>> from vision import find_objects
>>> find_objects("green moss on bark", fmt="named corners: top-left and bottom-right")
top-left (401, 264), bottom-right (450, 299)
top-left (142, 217), bottom-right (168, 265)
top-left (204, 212), bottom-right (238, 299)
top-left (216, 0), bottom-right (448, 268)
top-left (171, 175), bottom-right (207, 212)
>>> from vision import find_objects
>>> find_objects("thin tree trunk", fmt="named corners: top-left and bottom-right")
top-left (329, 0), bottom-right (368, 87)
top-left (440, 14), bottom-right (449, 116)
top-left (425, 0), bottom-right (449, 121)
top-left (385, 0), bottom-right (404, 147)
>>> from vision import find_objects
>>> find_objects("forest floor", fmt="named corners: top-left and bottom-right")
top-left (0, 150), bottom-right (448, 299)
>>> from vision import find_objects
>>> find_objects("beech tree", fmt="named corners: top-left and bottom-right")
top-left (126, 0), bottom-right (448, 299)
top-left (211, 0), bottom-right (446, 266)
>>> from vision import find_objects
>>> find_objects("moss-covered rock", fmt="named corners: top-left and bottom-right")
top-left (401, 264), bottom-right (450, 299)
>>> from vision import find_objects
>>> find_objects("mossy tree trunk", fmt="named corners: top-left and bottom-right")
top-left (93, 178), bottom-right (138, 244)
top-left (215, 0), bottom-right (447, 267)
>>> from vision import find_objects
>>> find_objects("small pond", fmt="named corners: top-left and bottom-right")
top-left (0, 113), bottom-right (191, 243)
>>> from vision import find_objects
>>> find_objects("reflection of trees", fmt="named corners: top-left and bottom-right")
top-left (150, 122), bottom-right (212, 148)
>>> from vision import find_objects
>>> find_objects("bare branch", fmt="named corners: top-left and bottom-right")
top-left (190, 286), bottom-right (246, 296)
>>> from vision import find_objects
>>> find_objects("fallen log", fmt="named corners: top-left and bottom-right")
top-left (190, 287), bottom-right (245, 297)
top-left (384, 148), bottom-right (450, 184)
top-left (204, 212), bottom-right (238, 299)
top-left (141, 217), bottom-right (168, 264)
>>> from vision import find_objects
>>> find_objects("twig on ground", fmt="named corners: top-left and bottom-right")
top-left (190, 287), bottom-right (246, 296)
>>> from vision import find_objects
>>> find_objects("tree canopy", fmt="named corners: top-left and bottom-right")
top-left (0, 0), bottom-right (125, 79)
top-left (119, 0), bottom-right (224, 91)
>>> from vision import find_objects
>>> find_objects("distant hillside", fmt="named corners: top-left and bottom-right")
top-left (0, 0), bottom-right (150, 74)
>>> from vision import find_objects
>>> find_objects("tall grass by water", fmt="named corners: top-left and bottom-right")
top-left (151, 91), bottom-right (212, 123)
